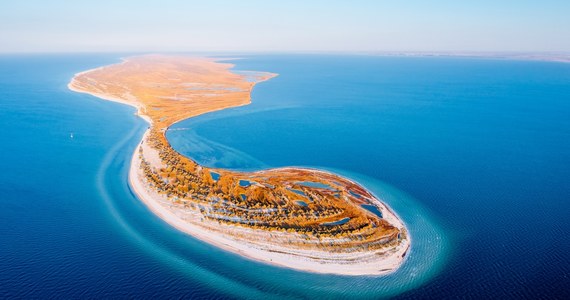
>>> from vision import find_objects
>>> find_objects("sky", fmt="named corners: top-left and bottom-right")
top-left (1, 0), bottom-right (569, 53)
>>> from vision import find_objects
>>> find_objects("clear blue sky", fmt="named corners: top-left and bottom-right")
top-left (1, 0), bottom-right (569, 53)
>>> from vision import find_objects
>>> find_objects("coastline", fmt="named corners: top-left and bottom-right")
top-left (67, 60), bottom-right (153, 124)
top-left (370, 52), bottom-right (570, 64)
top-left (129, 132), bottom-right (410, 275)
top-left (69, 55), bottom-right (411, 276)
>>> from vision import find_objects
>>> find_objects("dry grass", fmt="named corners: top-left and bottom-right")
top-left (71, 54), bottom-right (406, 253)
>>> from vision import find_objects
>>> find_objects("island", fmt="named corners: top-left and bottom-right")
top-left (68, 55), bottom-right (410, 276)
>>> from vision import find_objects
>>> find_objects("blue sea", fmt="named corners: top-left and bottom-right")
top-left (0, 54), bottom-right (569, 299)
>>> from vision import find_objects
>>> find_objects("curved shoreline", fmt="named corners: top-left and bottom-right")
top-left (69, 55), bottom-right (411, 276)
top-left (68, 60), bottom-right (152, 124)
top-left (129, 132), bottom-right (410, 275)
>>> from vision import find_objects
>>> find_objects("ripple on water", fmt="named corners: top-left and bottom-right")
top-left (115, 130), bottom-right (450, 298)
top-left (158, 120), bottom-right (451, 298)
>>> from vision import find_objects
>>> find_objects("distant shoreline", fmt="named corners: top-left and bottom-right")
top-left (366, 52), bottom-right (570, 63)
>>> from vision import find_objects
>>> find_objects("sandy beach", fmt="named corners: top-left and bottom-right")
top-left (129, 132), bottom-right (410, 275)
top-left (68, 61), bottom-right (153, 124)
top-left (69, 55), bottom-right (411, 276)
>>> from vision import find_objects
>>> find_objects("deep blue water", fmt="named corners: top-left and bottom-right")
top-left (1, 54), bottom-right (569, 299)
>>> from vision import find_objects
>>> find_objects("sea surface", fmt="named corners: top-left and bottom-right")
top-left (1, 54), bottom-right (569, 299)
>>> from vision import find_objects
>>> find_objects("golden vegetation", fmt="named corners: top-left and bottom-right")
top-left (71, 55), bottom-right (406, 253)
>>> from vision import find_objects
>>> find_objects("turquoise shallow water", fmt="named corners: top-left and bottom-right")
top-left (0, 54), bottom-right (569, 299)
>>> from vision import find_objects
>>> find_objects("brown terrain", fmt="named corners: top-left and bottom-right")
top-left (69, 55), bottom-right (410, 275)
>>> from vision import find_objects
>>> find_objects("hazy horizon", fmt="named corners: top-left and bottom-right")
top-left (1, 0), bottom-right (570, 53)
